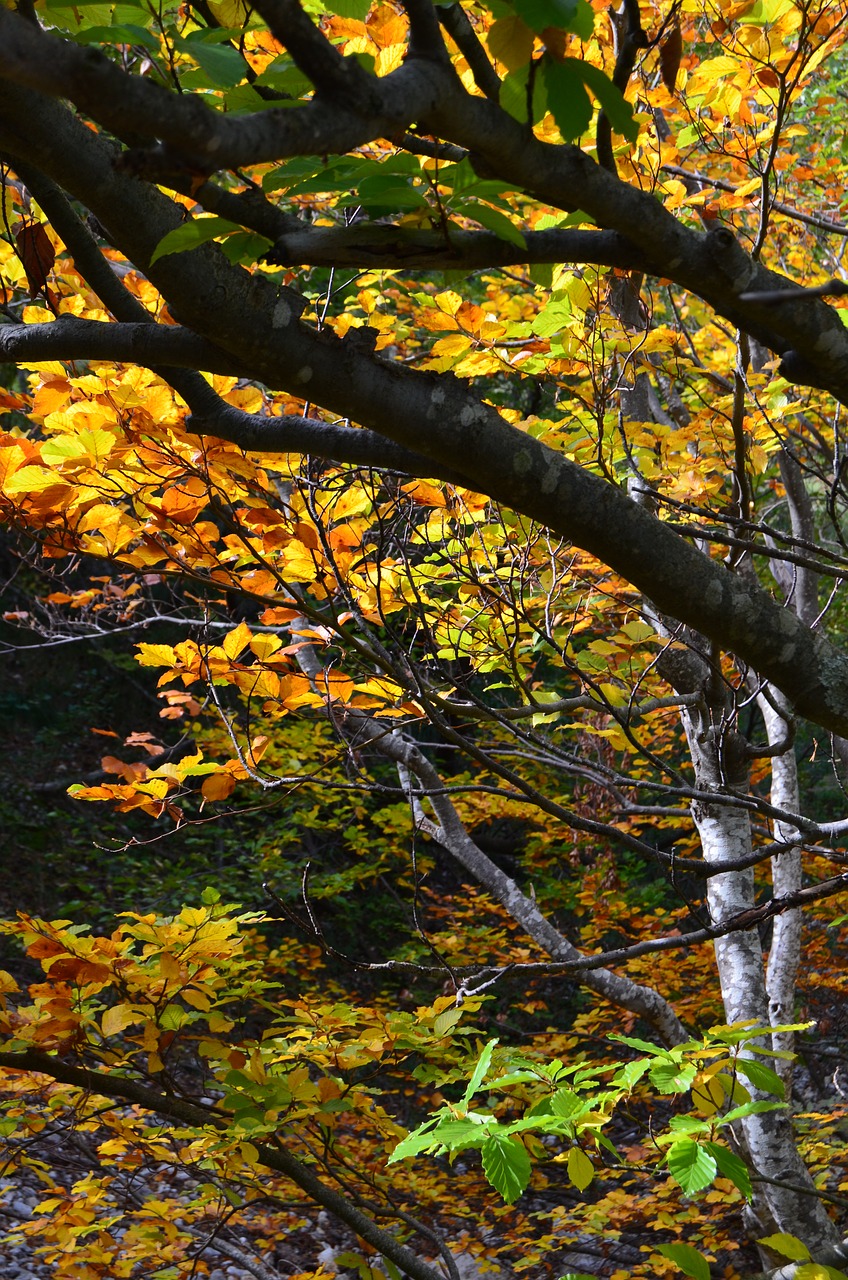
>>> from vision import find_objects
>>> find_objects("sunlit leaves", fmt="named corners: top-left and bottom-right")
top-left (150, 216), bottom-right (249, 265)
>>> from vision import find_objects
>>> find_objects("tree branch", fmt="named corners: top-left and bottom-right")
top-left (0, 1050), bottom-right (449, 1280)
top-left (0, 9), bottom-right (449, 170)
top-left (265, 223), bottom-right (655, 271)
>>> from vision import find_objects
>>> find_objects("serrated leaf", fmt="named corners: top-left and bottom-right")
top-left (649, 1060), bottom-right (697, 1094)
top-left (666, 1139), bottom-right (717, 1193)
top-left (481, 1133), bottom-right (531, 1203)
top-left (550, 1086), bottom-right (583, 1119)
top-left (655, 1243), bottom-right (711, 1280)
top-left (150, 217), bottom-right (242, 266)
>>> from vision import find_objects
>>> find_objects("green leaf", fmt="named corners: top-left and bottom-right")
top-left (481, 1133), bottom-right (531, 1203)
top-left (176, 34), bottom-right (247, 88)
top-left (541, 58), bottom-right (592, 142)
top-left (499, 65), bottom-right (531, 123)
top-left (794, 1266), bottom-right (848, 1280)
top-left (612, 1058), bottom-right (651, 1089)
top-left (649, 1060), bottom-right (697, 1094)
top-left (494, 1070), bottom-right (543, 1087)
top-left (757, 1234), bottom-right (811, 1261)
top-left (735, 1057), bottom-right (785, 1098)
top-left (149, 217), bottom-right (242, 266)
top-left (704, 1141), bottom-right (752, 1200)
top-left (389, 1114), bottom-right (495, 1162)
top-left (462, 1038), bottom-right (499, 1106)
top-left (70, 22), bottom-right (159, 48)
top-left (655, 1243), bottom-right (712, 1280)
top-left (433, 1005), bottom-right (463, 1036)
top-left (550, 1086), bottom-right (584, 1119)
top-left (608, 1034), bottom-right (668, 1056)
top-left (758, 1233), bottom-right (811, 1261)
top-left (514, 0), bottom-right (580, 33)
top-left (576, 60), bottom-right (638, 142)
top-left (666, 1139), bottom-right (717, 1194)
top-left (324, 0), bottom-right (371, 17)
top-left (460, 201), bottom-right (526, 248)
top-left (388, 1118), bottom-right (443, 1162)
top-left (532, 294), bottom-right (572, 337)
top-left (719, 1099), bottom-right (784, 1124)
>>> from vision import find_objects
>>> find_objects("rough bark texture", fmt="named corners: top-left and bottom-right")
top-left (3, 55), bottom-right (848, 733)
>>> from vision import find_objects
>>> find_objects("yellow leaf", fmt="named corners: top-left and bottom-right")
top-left (182, 987), bottom-right (211, 1011)
top-left (135, 643), bottom-right (176, 668)
top-left (3, 464), bottom-right (60, 494)
top-left (101, 1003), bottom-right (141, 1038)
top-left (331, 487), bottom-right (372, 521)
top-left (222, 622), bottom-right (252, 659)
top-left (0, 969), bottom-right (20, 993)
top-left (434, 1006), bottom-right (463, 1036)
top-left (487, 14), bottom-right (534, 71)
top-left (248, 734), bottom-right (271, 763)
top-left (249, 633), bottom-right (282, 660)
top-left (567, 1146), bottom-right (594, 1191)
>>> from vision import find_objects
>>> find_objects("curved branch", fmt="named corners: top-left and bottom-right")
top-left (0, 9), bottom-right (449, 170)
top-left (6, 80), bottom-right (848, 737)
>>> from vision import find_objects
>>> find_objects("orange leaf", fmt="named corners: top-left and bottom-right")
top-left (201, 772), bottom-right (236, 801)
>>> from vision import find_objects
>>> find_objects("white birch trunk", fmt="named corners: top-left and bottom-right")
top-left (680, 705), bottom-right (837, 1250)
top-left (757, 693), bottom-right (803, 1095)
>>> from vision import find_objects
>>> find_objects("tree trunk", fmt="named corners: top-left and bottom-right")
top-left (678, 695), bottom-right (837, 1250)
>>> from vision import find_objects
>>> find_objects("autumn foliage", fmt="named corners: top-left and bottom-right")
top-left (2, 0), bottom-right (848, 1275)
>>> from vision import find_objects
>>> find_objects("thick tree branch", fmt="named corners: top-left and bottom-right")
top-left (421, 94), bottom-right (848, 402)
top-left (0, 315), bottom-right (242, 372)
top-left (265, 223), bottom-right (655, 271)
top-left (251, 0), bottom-right (381, 108)
top-left (0, 9), bottom-right (448, 169)
top-left (5, 86), bottom-right (848, 737)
